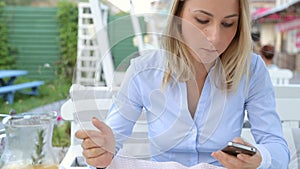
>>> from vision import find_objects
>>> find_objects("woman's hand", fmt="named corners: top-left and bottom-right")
top-left (211, 137), bottom-right (262, 169)
top-left (75, 117), bottom-right (116, 168)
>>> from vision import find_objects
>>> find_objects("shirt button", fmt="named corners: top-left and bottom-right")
top-left (192, 129), bottom-right (197, 134)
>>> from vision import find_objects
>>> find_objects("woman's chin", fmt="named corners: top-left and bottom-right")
top-left (196, 52), bottom-right (219, 64)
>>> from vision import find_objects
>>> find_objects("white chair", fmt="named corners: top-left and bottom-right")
top-left (274, 85), bottom-right (300, 168)
top-left (242, 84), bottom-right (300, 168)
top-left (274, 84), bottom-right (300, 127)
top-left (268, 69), bottom-right (293, 85)
top-left (59, 84), bottom-right (149, 168)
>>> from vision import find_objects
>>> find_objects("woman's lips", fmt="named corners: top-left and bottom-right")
top-left (200, 48), bottom-right (218, 53)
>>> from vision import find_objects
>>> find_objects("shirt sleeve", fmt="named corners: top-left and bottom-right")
top-left (105, 58), bottom-right (144, 153)
top-left (245, 54), bottom-right (290, 169)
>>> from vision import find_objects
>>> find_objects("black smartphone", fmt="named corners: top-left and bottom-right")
top-left (221, 141), bottom-right (257, 156)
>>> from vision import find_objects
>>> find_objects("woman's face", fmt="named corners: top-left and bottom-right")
top-left (179, 0), bottom-right (239, 63)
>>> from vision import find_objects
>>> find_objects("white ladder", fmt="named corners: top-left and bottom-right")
top-left (75, 1), bottom-right (112, 86)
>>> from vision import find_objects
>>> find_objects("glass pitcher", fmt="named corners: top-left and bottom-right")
top-left (0, 111), bottom-right (59, 169)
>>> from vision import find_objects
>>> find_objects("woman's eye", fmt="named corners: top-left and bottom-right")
top-left (222, 22), bottom-right (234, 27)
top-left (195, 18), bottom-right (209, 24)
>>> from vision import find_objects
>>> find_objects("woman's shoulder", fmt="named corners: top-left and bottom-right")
top-left (130, 50), bottom-right (165, 70)
top-left (249, 52), bottom-right (267, 73)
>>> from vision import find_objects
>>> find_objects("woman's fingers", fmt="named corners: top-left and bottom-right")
top-left (81, 137), bottom-right (105, 149)
top-left (75, 117), bottom-right (116, 152)
top-left (75, 117), bottom-right (113, 142)
top-left (92, 117), bottom-right (113, 135)
top-left (74, 117), bottom-right (115, 168)
top-left (237, 149), bottom-right (262, 164)
top-left (233, 137), bottom-right (253, 146)
top-left (212, 151), bottom-right (244, 168)
top-left (82, 147), bottom-right (106, 158)
top-left (92, 117), bottom-right (116, 153)
top-left (75, 129), bottom-right (102, 139)
top-left (85, 152), bottom-right (114, 168)
top-left (212, 137), bottom-right (262, 169)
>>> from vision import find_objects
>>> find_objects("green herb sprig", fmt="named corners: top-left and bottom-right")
top-left (31, 130), bottom-right (45, 165)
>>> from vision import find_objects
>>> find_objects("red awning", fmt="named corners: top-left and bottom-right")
top-left (253, 0), bottom-right (300, 22)
top-left (252, 8), bottom-right (270, 17)
top-left (252, 8), bottom-right (283, 23)
top-left (275, 18), bottom-right (300, 32)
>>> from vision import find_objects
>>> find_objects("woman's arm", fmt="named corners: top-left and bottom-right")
top-left (245, 54), bottom-right (290, 168)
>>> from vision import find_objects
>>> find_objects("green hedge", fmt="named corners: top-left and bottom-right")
top-left (56, 0), bottom-right (78, 81)
top-left (0, 2), bottom-right (16, 69)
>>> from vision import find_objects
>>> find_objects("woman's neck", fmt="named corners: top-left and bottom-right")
top-left (189, 56), bottom-right (214, 78)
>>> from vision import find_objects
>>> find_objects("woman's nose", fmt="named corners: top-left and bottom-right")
top-left (205, 25), bottom-right (220, 45)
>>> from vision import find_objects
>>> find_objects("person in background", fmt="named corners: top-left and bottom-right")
top-left (260, 45), bottom-right (279, 70)
top-left (75, 0), bottom-right (290, 168)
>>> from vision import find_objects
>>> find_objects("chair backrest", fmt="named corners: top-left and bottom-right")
top-left (274, 85), bottom-right (300, 168)
top-left (268, 69), bottom-right (293, 85)
top-left (60, 84), bottom-right (150, 158)
top-left (61, 84), bottom-right (118, 146)
top-left (274, 84), bottom-right (300, 127)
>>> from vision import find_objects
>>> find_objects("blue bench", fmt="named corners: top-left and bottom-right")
top-left (0, 81), bottom-right (44, 104)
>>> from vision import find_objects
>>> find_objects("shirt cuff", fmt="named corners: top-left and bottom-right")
top-left (255, 144), bottom-right (271, 169)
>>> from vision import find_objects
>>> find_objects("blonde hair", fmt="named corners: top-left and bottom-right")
top-left (161, 0), bottom-right (252, 92)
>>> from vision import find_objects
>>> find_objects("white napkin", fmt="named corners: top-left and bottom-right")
top-left (106, 156), bottom-right (225, 169)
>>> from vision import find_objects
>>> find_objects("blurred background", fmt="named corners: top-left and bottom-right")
top-left (1, 0), bottom-right (299, 84)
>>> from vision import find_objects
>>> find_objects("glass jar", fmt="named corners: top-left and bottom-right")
top-left (0, 111), bottom-right (59, 169)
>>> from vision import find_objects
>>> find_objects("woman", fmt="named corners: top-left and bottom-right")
top-left (75, 0), bottom-right (290, 168)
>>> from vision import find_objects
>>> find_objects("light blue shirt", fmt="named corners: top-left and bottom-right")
top-left (105, 51), bottom-right (290, 168)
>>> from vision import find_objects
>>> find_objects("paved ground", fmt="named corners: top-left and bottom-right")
top-left (24, 99), bottom-right (68, 115)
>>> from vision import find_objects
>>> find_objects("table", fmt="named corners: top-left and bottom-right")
top-left (0, 70), bottom-right (28, 86)
top-left (0, 70), bottom-right (45, 104)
